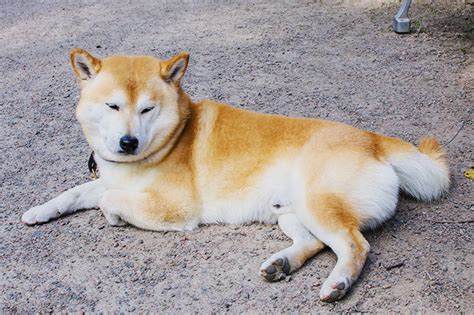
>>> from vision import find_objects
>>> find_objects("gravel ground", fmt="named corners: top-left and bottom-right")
top-left (1, 0), bottom-right (473, 312)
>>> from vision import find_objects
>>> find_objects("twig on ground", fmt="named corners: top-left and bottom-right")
top-left (385, 262), bottom-right (405, 271)
top-left (424, 270), bottom-right (434, 281)
top-left (426, 219), bottom-right (474, 224)
top-left (445, 107), bottom-right (473, 146)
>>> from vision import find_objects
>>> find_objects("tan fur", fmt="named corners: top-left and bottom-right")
top-left (308, 193), bottom-right (360, 230)
top-left (294, 241), bottom-right (326, 265)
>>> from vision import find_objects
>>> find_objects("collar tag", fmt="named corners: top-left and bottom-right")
top-left (88, 152), bottom-right (99, 180)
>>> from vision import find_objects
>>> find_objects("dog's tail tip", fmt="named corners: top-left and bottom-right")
top-left (385, 136), bottom-right (450, 202)
top-left (418, 137), bottom-right (447, 162)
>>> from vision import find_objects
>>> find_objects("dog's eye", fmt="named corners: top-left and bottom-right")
top-left (141, 107), bottom-right (155, 114)
top-left (106, 103), bottom-right (119, 111)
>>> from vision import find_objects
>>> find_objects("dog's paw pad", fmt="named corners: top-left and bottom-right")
top-left (320, 279), bottom-right (350, 302)
top-left (259, 257), bottom-right (290, 282)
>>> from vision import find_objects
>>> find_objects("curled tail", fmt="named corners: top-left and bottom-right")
top-left (381, 136), bottom-right (450, 202)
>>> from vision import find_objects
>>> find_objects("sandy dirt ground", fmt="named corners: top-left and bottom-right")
top-left (1, 0), bottom-right (473, 313)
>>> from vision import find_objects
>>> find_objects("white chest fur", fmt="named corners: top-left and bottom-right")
top-left (97, 159), bottom-right (158, 192)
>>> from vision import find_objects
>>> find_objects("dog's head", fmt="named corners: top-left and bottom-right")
top-left (70, 48), bottom-right (190, 163)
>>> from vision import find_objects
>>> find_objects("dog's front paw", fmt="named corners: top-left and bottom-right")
top-left (99, 192), bottom-right (127, 227)
top-left (102, 211), bottom-right (127, 226)
top-left (21, 205), bottom-right (60, 225)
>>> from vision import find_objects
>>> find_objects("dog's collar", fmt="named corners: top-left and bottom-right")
top-left (88, 149), bottom-right (156, 175)
top-left (88, 151), bottom-right (130, 179)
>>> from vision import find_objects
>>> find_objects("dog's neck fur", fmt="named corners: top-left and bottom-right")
top-left (138, 88), bottom-right (196, 165)
top-left (137, 87), bottom-right (195, 167)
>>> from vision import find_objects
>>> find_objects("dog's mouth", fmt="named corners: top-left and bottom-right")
top-left (118, 150), bottom-right (139, 156)
top-left (100, 153), bottom-right (145, 164)
top-left (97, 145), bottom-right (154, 164)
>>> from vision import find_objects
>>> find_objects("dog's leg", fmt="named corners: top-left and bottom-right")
top-left (301, 193), bottom-right (370, 302)
top-left (21, 179), bottom-right (105, 225)
top-left (259, 213), bottom-right (325, 281)
top-left (99, 190), bottom-right (197, 231)
top-left (317, 229), bottom-right (369, 302)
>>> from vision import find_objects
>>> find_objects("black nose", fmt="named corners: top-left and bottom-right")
top-left (119, 135), bottom-right (139, 154)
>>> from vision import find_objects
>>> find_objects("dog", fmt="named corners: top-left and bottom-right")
top-left (21, 48), bottom-right (450, 301)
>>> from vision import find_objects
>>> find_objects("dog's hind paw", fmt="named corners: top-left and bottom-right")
top-left (259, 257), bottom-right (291, 282)
top-left (319, 276), bottom-right (351, 302)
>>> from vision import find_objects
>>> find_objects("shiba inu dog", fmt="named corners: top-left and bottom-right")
top-left (21, 48), bottom-right (450, 301)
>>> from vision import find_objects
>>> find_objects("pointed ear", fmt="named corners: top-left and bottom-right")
top-left (70, 48), bottom-right (101, 80)
top-left (160, 51), bottom-right (189, 84)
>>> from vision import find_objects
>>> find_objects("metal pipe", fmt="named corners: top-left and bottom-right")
top-left (393, 0), bottom-right (412, 33)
